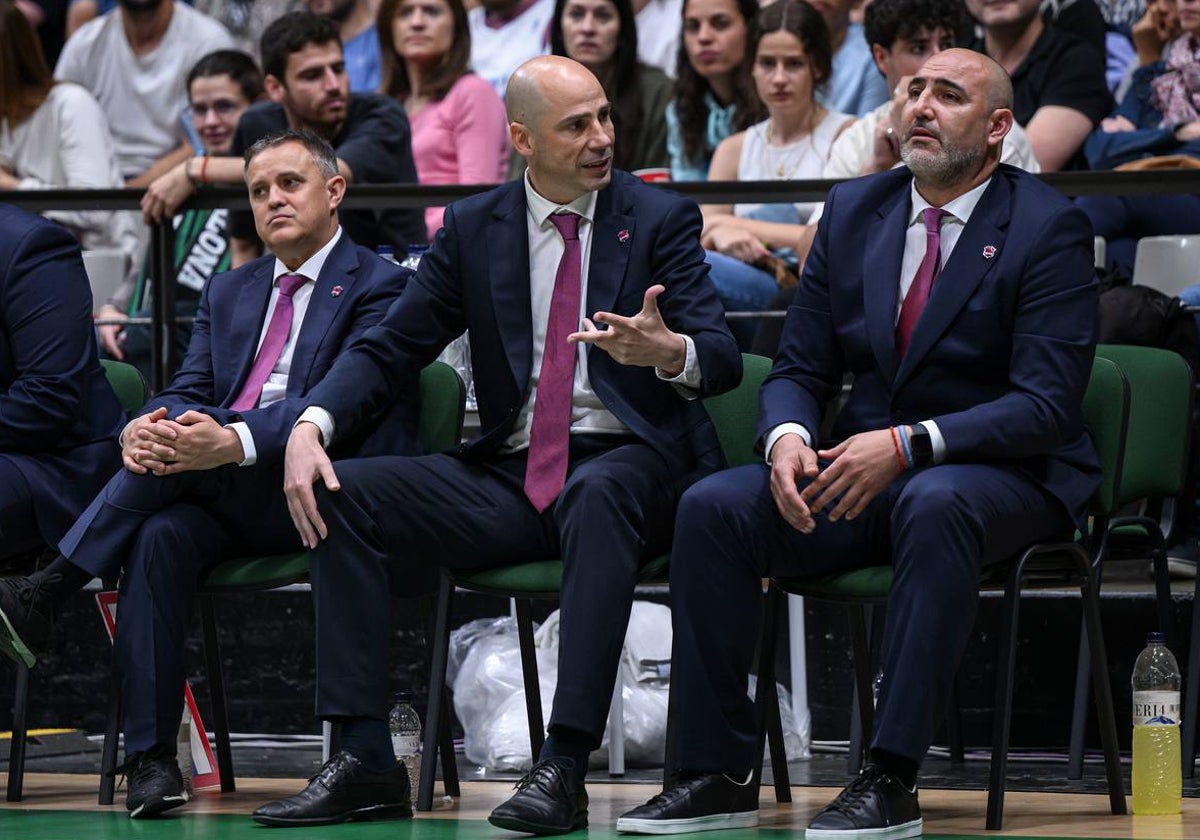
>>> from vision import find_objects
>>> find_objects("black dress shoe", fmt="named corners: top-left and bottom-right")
top-left (488, 757), bottom-right (588, 835)
top-left (252, 751), bottom-right (413, 827)
top-left (806, 763), bottom-right (922, 839)
top-left (0, 576), bottom-right (56, 668)
top-left (617, 772), bottom-right (758, 834)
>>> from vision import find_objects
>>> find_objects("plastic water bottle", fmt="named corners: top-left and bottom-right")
top-left (377, 245), bottom-right (399, 264)
top-left (389, 694), bottom-right (422, 795)
top-left (1131, 631), bottom-right (1182, 814)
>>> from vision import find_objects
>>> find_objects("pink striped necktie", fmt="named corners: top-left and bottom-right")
top-left (524, 212), bottom-right (582, 513)
top-left (896, 207), bottom-right (947, 357)
top-left (230, 273), bottom-right (308, 411)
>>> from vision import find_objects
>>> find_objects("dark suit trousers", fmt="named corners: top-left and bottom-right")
top-left (310, 435), bottom-right (677, 749)
top-left (0, 456), bottom-right (48, 559)
top-left (670, 461), bottom-right (1073, 774)
top-left (59, 465), bottom-right (301, 754)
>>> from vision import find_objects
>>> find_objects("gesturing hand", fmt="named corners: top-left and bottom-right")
top-left (284, 421), bottom-right (341, 548)
top-left (801, 429), bottom-right (904, 521)
top-left (569, 284), bottom-right (686, 375)
top-left (768, 433), bottom-right (821, 533)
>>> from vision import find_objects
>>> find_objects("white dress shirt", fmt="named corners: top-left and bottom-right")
top-left (765, 178), bottom-right (993, 464)
top-left (227, 227), bottom-right (341, 465)
top-left (503, 174), bottom-right (701, 451)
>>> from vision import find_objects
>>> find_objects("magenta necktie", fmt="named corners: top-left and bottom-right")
top-left (896, 208), bottom-right (947, 357)
top-left (524, 213), bottom-right (582, 513)
top-left (230, 274), bottom-right (308, 411)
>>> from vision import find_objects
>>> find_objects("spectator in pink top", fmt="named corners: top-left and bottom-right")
top-left (379, 0), bottom-right (509, 239)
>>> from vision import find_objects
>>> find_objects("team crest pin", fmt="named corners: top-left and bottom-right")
top-left (982, 245), bottom-right (998, 259)
top-left (618, 229), bottom-right (630, 244)
top-left (331, 285), bottom-right (344, 297)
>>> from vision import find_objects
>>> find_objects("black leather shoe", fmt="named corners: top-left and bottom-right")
top-left (617, 772), bottom-right (758, 834)
top-left (806, 764), bottom-right (922, 839)
top-left (252, 751), bottom-right (413, 827)
top-left (487, 757), bottom-right (588, 835)
top-left (0, 576), bottom-right (55, 668)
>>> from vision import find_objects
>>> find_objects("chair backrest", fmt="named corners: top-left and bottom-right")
top-left (82, 248), bottom-right (130, 311)
top-left (100, 359), bottom-right (150, 413)
top-left (419, 360), bottom-right (466, 453)
top-left (1082, 355), bottom-right (1129, 517)
top-left (1095, 344), bottom-right (1194, 507)
top-left (703, 353), bottom-right (773, 468)
top-left (1133, 236), bottom-right (1200, 297)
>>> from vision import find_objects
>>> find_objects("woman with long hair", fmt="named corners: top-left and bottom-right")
top-left (701, 0), bottom-right (853, 344)
top-left (379, 0), bottom-right (508, 239)
top-left (0, 0), bottom-right (137, 263)
top-left (550, 0), bottom-right (671, 172)
top-left (665, 0), bottom-right (763, 180)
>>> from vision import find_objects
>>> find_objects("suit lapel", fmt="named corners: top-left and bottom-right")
top-left (895, 176), bottom-right (1010, 390)
top-left (863, 188), bottom-right (910, 384)
top-left (585, 184), bottom-right (633, 318)
top-left (489, 185), bottom-right (534, 393)
top-left (288, 234), bottom-right (357, 397)
top-left (228, 261), bottom-right (275, 402)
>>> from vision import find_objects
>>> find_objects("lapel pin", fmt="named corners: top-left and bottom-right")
top-left (982, 245), bottom-right (997, 259)
top-left (618, 229), bottom-right (630, 244)
top-left (331, 285), bottom-right (344, 297)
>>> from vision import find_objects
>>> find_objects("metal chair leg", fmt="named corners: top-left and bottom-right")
top-left (985, 563), bottom-right (1023, 831)
top-left (438, 686), bottom-right (461, 798)
top-left (514, 598), bottom-right (545, 760)
top-left (847, 604), bottom-right (874, 775)
top-left (200, 594), bottom-right (235, 792)
top-left (753, 586), bottom-right (791, 802)
top-left (1184, 570), bottom-right (1200, 779)
top-left (1067, 621), bottom-right (1090, 780)
top-left (6, 663), bottom-right (30, 802)
top-left (419, 574), bottom-right (453, 811)
top-left (99, 670), bottom-right (122, 805)
top-left (1078, 570), bottom-right (1127, 816)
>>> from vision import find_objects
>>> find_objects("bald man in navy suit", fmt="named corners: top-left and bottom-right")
top-left (0, 130), bottom-right (417, 820)
top-left (618, 49), bottom-right (1101, 839)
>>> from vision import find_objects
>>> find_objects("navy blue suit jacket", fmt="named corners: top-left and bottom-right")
top-left (306, 170), bottom-right (742, 483)
top-left (0, 204), bottom-right (125, 543)
top-left (760, 165), bottom-right (1101, 526)
top-left (146, 232), bottom-right (420, 466)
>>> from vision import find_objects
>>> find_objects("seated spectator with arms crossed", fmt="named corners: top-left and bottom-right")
top-left (269, 54), bottom-right (741, 834)
top-left (0, 129), bottom-right (417, 821)
top-left (617, 49), bottom-right (1100, 839)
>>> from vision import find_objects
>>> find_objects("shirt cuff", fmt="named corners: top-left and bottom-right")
top-left (923, 419), bottom-right (947, 464)
top-left (226, 421), bottom-right (256, 466)
top-left (298, 406), bottom-right (336, 448)
top-left (656, 335), bottom-right (701, 398)
top-left (764, 423), bottom-right (813, 464)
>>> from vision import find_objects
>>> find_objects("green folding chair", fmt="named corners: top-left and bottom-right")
top-left (1067, 345), bottom-right (1195, 779)
top-left (5, 361), bottom-right (149, 802)
top-left (755, 355), bottom-right (1130, 830)
top-left (97, 361), bottom-right (465, 803)
top-left (416, 354), bottom-right (773, 811)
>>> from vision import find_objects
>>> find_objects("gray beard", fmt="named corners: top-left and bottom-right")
top-left (900, 141), bottom-right (984, 189)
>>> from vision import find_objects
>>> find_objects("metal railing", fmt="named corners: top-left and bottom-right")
top-left (4, 168), bottom-right (1199, 390)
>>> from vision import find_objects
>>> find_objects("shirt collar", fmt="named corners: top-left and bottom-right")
top-left (908, 177), bottom-right (991, 227)
top-left (524, 171), bottom-right (597, 229)
top-left (272, 226), bottom-right (343, 284)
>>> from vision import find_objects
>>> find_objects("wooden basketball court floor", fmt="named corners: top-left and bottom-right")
top-left (2, 772), bottom-right (1197, 840)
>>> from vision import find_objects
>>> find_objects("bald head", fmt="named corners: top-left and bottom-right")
top-left (506, 55), bottom-right (603, 125)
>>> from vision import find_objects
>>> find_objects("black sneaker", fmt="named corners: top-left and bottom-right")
top-left (487, 757), bottom-right (588, 835)
top-left (617, 772), bottom-right (759, 834)
top-left (806, 764), bottom-right (921, 839)
top-left (116, 750), bottom-right (189, 819)
top-left (0, 576), bottom-right (56, 668)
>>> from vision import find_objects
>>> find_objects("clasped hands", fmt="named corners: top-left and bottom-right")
top-left (769, 429), bottom-right (905, 534)
top-left (568, 283), bottom-right (686, 376)
top-left (123, 407), bottom-right (245, 475)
